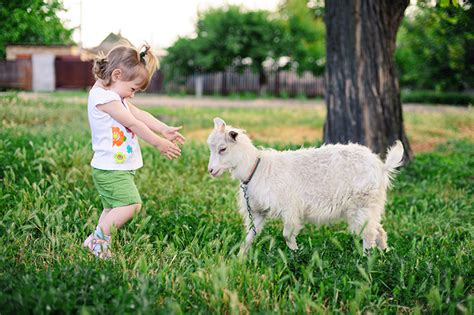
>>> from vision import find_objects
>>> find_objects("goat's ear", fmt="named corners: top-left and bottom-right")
top-left (213, 117), bottom-right (226, 133)
top-left (228, 130), bottom-right (238, 141)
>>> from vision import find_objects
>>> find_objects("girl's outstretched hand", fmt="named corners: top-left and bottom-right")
top-left (162, 126), bottom-right (186, 145)
top-left (156, 138), bottom-right (181, 160)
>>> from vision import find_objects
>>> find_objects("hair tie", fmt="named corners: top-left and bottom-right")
top-left (139, 47), bottom-right (149, 63)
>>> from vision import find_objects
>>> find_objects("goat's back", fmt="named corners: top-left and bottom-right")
top-left (260, 143), bottom-right (386, 196)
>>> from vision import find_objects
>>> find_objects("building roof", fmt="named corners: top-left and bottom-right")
top-left (87, 32), bottom-right (133, 55)
top-left (79, 32), bottom-right (134, 60)
top-left (80, 32), bottom-right (166, 61)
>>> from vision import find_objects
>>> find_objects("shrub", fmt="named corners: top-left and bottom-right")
top-left (401, 90), bottom-right (473, 106)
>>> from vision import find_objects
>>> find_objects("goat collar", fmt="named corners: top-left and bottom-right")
top-left (242, 158), bottom-right (261, 185)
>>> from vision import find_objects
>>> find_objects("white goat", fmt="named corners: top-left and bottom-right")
top-left (207, 117), bottom-right (404, 254)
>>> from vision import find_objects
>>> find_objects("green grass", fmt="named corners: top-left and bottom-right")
top-left (23, 89), bottom-right (474, 105)
top-left (0, 95), bottom-right (473, 314)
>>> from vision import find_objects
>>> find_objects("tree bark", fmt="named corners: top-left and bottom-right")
top-left (323, 0), bottom-right (413, 161)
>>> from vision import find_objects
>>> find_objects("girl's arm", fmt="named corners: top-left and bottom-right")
top-left (97, 101), bottom-right (181, 160)
top-left (128, 102), bottom-right (167, 133)
top-left (128, 102), bottom-right (185, 145)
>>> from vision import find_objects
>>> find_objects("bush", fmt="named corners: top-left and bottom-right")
top-left (401, 90), bottom-right (473, 106)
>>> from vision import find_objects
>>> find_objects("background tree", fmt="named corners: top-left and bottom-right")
top-left (396, 0), bottom-right (473, 91)
top-left (324, 0), bottom-right (413, 161)
top-left (162, 5), bottom-right (288, 95)
top-left (195, 5), bottom-right (244, 94)
top-left (161, 37), bottom-right (203, 83)
top-left (278, 0), bottom-right (326, 76)
top-left (237, 10), bottom-right (288, 95)
top-left (0, 0), bottom-right (74, 58)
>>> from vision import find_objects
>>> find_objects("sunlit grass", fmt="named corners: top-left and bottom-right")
top-left (0, 94), bottom-right (472, 313)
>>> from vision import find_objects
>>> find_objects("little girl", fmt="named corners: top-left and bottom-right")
top-left (83, 44), bottom-right (185, 259)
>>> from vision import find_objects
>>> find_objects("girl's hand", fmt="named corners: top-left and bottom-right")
top-left (156, 138), bottom-right (181, 160)
top-left (162, 126), bottom-right (186, 145)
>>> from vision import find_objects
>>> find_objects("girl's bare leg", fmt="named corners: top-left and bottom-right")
top-left (98, 208), bottom-right (111, 225)
top-left (99, 203), bottom-right (142, 235)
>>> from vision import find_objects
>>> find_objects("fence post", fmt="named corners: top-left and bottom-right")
top-left (195, 73), bottom-right (203, 98)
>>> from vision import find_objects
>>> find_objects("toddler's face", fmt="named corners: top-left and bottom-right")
top-left (111, 76), bottom-right (144, 99)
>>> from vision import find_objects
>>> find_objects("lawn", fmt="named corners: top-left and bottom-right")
top-left (0, 93), bottom-right (472, 313)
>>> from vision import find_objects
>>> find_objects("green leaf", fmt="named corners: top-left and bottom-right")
top-left (440, 0), bottom-right (451, 7)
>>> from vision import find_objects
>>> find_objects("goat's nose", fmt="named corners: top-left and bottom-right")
top-left (208, 168), bottom-right (213, 174)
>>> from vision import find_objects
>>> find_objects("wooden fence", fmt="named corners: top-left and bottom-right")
top-left (55, 58), bottom-right (95, 89)
top-left (165, 69), bottom-right (325, 97)
top-left (0, 59), bottom-right (32, 90)
top-left (0, 59), bottom-right (325, 97)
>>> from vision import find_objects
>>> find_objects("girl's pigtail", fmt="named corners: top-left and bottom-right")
top-left (139, 44), bottom-right (159, 82)
top-left (92, 52), bottom-right (108, 80)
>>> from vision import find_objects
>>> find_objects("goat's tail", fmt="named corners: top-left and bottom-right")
top-left (383, 140), bottom-right (404, 188)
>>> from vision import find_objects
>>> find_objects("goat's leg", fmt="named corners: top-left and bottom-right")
top-left (348, 205), bottom-right (384, 254)
top-left (375, 225), bottom-right (388, 250)
top-left (283, 221), bottom-right (302, 251)
top-left (362, 226), bottom-right (377, 253)
top-left (239, 213), bottom-right (266, 255)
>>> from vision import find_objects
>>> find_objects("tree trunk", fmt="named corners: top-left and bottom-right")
top-left (323, 0), bottom-right (413, 161)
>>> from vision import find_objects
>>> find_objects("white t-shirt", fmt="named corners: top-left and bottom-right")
top-left (88, 87), bottom-right (143, 170)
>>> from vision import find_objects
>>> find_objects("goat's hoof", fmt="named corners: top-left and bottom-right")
top-left (287, 243), bottom-right (299, 251)
top-left (238, 245), bottom-right (250, 257)
top-left (363, 247), bottom-right (377, 256)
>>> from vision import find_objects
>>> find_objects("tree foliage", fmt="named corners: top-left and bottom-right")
top-left (194, 6), bottom-right (246, 73)
top-left (161, 37), bottom-right (201, 82)
top-left (163, 4), bottom-right (327, 85)
top-left (0, 0), bottom-right (74, 59)
top-left (278, 0), bottom-right (326, 75)
top-left (163, 2), bottom-right (328, 80)
top-left (162, 5), bottom-right (289, 86)
top-left (396, 0), bottom-right (473, 91)
top-left (162, 1), bottom-right (472, 93)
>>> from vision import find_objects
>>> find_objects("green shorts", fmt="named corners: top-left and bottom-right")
top-left (92, 168), bottom-right (142, 209)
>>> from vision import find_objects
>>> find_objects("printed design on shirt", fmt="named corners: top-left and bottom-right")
top-left (114, 152), bottom-right (126, 163)
top-left (112, 127), bottom-right (127, 147)
top-left (125, 127), bottom-right (135, 139)
top-left (127, 145), bottom-right (133, 154)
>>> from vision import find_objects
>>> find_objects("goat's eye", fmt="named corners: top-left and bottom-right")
top-left (219, 147), bottom-right (227, 154)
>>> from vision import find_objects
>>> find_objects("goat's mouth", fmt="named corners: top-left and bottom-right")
top-left (210, 169), bottom-right (224, 177)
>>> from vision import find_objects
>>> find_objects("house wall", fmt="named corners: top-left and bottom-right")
top-left (32, 54), bottom-right (55, 92)
top-left (6, 45), bottom-right (78, 60)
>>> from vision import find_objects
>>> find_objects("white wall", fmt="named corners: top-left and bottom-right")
top-left (32, 54), bottom-right (55, 92)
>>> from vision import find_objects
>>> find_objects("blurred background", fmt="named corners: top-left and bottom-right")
top-left (0, 0), bottom-right (472, 104)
